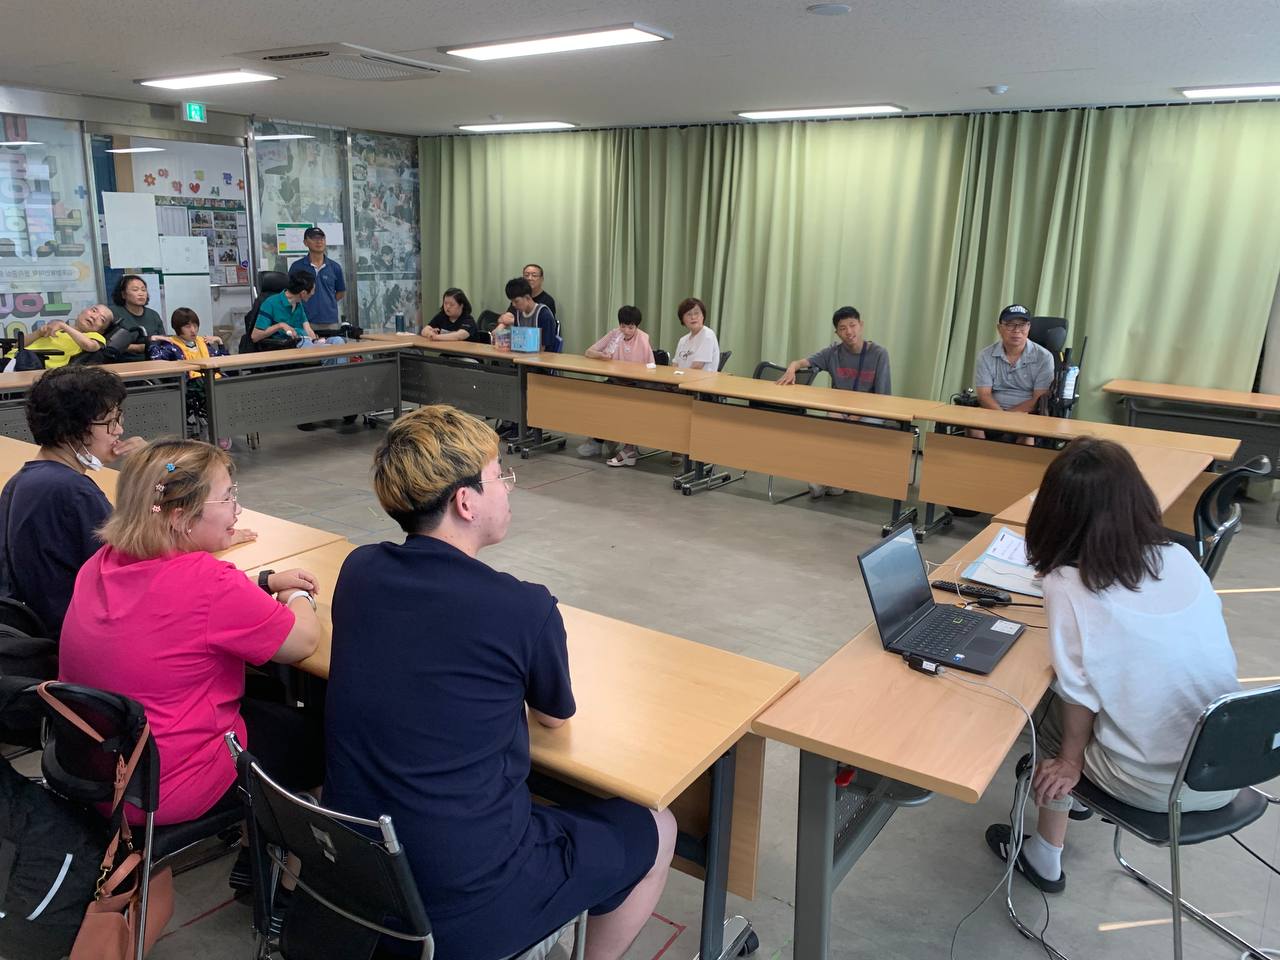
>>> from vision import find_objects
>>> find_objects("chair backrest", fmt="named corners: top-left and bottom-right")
top-left (751, 361), bottom-right (816, 386)
top-left (1178, 684), bottom-right (1280, 795)
top-left (1199, 504), bottom-right (1242, 581)
top-left (477, 310), bottom-right (501, 335)
top-left (717, 350), bottom-right (732, 372)
top-left (1194, 455), bottom-right (1271, 546)
top-left (38, 682), bottom-right (158, 812)
top-left (1029, 316), bottom-right (1068, 356)
top-left (653, 348), bottom-right (670, 367)
top-left (231, 737), bottom-right (432, 959)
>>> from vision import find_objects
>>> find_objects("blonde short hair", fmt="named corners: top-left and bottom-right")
top-left (373, 405), bottom-right (498, 532)
top-left (100, 439), bottom-right (232, 558)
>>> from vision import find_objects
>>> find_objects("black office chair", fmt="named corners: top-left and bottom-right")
top-left (717, 350), bottom-right (732, 372)
top-left (749, 361), bottom-right (817, 504)
top-left (227, 732), bottom-right (434, 960)
top-left (477, 310), bottom-right (501, 341)
top-left (1008, 685), bottom-right (1280, 960)
top-left (1165, 455), bottom-right (1271, 580)
top-left (240, 271), bottom-right (291, 354)
top-left (653, 348), bottom-right (669, 366)
top-left (1029, 316), bottom-right (1086, 421)
top-left (37, 683), bottom-right (245, 960)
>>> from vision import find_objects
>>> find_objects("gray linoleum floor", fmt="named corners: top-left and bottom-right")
top-left (147, 420), bottom-right (1280, 960)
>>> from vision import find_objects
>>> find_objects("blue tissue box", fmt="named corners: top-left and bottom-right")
top-left (511, 327), bottom-right (541, 353)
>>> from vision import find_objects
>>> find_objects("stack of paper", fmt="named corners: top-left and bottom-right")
top-left (962, 526), bottom-right (1044, 598)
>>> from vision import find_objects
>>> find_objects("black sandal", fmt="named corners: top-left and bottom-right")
top-left (985, 823), bottom-right (1066, 894)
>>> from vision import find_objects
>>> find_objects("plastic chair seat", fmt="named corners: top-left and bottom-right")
top-left (1073, 776), bottom-right (1268, 846)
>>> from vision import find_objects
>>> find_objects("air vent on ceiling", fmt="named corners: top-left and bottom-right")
top-left (243, 43), bottom-right (467, 81)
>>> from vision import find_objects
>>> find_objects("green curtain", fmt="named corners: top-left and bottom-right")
top-left (422, 102), bottom-right (1280, 420)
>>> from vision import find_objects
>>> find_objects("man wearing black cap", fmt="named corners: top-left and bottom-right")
top-left (288, 227), bottom-right (346, 332)
top-left (968, 303), bottom-right (1054, 444)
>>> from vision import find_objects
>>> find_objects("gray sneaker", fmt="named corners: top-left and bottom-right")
top-left (576, 440), bottom-right (602, 457)
top-left (808, 483), bottom-right (826, 499)
top-left (826, 487), bottom-right (846, 496)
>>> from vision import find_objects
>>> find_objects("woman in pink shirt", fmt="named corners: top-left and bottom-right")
top-left (59, 439), bottom-right (324, 826)
top-left (579, 305), bottom-right (655, 467)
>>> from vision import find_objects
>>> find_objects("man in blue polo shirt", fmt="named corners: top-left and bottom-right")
top-left (287, 226), bottom-right (346, 331)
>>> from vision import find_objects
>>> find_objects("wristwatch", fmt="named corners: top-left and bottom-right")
top-left (257, 569), bottom-right (274, 594)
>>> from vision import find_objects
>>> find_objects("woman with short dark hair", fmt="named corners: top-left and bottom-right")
top-left (0, 366), bottom-right (140, 634)
top-left (422, 287), bottom-right (483, 342)
top-left (985, 438), bottom-right (1239, 894)
top-left (110, 274), bottom-right (165, 357)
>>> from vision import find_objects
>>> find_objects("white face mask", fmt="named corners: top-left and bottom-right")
top-left (74, 443), bottom-right (102, 472)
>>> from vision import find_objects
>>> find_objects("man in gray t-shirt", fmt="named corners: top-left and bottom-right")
top-left (969, 303), bottom-right (1055, 445)
top-left (778, 306), bottom-right (892, 394)
top-left (778, 305), bottom-right (893, 497)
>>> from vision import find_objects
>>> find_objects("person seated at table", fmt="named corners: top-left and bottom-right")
top-left (578, 305), bottom-right (655, 466)
top-left (159, 307), bottom-right (230, 448)
top-left (777, 307), bottom-right (891, 394)
top-left (59, 438), bottom-right (322, 833)
top-left (2, 304), bottom-right (111, 370)
top-left (968, 304), bottom-right (1054, 445)
top-left (506, 263), bottom-right (557, 320)
top-left (110, 274), bottom-right (166, 359)
top-left (324, 405), bottom-right (676, 960)
top-left (251, 272), bottom-right (346, 350)
top-left (985, 438), bottom-right (1239, 894)
top-left (422, 287), bottom-right (485, 342)
top-left (673, 297), bottom-right (720, 370)
top-left (0, 366), bottom-right (144, 636)
top-left (497, 276), bottom-right (559, 351)
top-left (777, 305), bottom-right (893, 496)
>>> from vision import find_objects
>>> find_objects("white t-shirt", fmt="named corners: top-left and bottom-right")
top-left (673, 327), bottom-right (720, 371)
top-left (1044, 543), bottom-right (1239, 782)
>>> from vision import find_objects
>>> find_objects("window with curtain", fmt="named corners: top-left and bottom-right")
top-left (351, 131), bottom-right (419, 330)
top-left (0, 116), bottom-right (98, 339)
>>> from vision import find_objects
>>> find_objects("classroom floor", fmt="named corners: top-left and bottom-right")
top-left (149, 420), bottom-right (1280, 960)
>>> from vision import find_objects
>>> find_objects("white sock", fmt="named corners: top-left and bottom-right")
top-left (1021, 833), bottom-right (1063, 880)
top-left (1070, 797), bottom-right (1089, 813)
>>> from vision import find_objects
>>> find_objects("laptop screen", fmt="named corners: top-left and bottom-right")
top-left (857, 524), bottom-right (936, 647)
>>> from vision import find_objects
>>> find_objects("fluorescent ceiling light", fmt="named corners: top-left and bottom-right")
top-left (738, 105), bottom-right (904, 120)
top-left (138, 70), bottom-right (276, 90)
top-left (1181, 83), bottom-right (1280, 100)
top-left (105, 147), bottom-right (166, 154)
top-left (255, 134), bottom-right (315, 141)
top-left (457, 121), bottom-right (575, 133)
top-left (445, 23), bottom-right (668, 61)
top-left (0, 141), bottom-right (41, 147)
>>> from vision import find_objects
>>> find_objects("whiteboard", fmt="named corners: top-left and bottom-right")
top-left (160, 236), bottom-right (209, 274)
top-left (162, 274), bottom-right (213, 328)
top-left (102, 192), bottom-right (161, 268)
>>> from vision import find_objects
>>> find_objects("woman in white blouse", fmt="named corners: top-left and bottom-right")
top-left (672, 297), bottom-right (720, 371)
top-left (986, 438), bottom-right (1239, 893)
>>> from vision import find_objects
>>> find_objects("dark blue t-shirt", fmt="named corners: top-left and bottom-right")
top-left (288, 256), bottom-right (345, 328)
top-left (0, 460), bottom-right (111, 637)
top-left (324, 536), bottom-right (575, 920)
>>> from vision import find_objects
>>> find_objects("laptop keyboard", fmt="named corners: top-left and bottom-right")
top-left (906, 610), bottom-right (984, 656)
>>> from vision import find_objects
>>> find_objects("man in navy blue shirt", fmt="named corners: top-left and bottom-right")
top-left (497, 276), bottom-right (560, 352)
top-left (325, 405), bottom-right (674, 960)
top-left (287, 226), bottom-right (345, 330)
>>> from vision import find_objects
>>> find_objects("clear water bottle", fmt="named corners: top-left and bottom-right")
top-left (1060, 364), bottom-right (1079, 400)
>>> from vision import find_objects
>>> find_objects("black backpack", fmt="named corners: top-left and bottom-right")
top-left (0, 679), bottom-right (110, 960)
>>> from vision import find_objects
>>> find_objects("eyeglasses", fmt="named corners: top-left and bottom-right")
top-left (205, 483), bottom-right (240, 506)
top-left (480, 469), bottom-right (516, 493)
top-left (999, 320), bottom-right (1031, 330)
top-left (91, 412), bottom-right (124, 430)
top-left (522, 271), bottom-right (542, 279)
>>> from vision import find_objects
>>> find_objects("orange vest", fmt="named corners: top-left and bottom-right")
top-left (167, 337), bottom-right (221, 379)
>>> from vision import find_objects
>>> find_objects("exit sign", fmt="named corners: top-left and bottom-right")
top-left (183, 101), bottom-right (208, 124)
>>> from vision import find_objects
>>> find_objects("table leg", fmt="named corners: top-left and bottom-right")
top-left (204, 370), bottom-right (220, 444)
top-left (914, 501), bottom-right (953, 542)
top-left (792, 753), bottom-right (932, 960)
top-left (693, 747), bottom-right (754, 960)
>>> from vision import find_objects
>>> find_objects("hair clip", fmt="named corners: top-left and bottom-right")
top-left (151, 505), bottom-right (161, 513)
top-left (154, 483), bottom-right (166, 494)
top-left (165, 463), bottom-right (176, 473)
